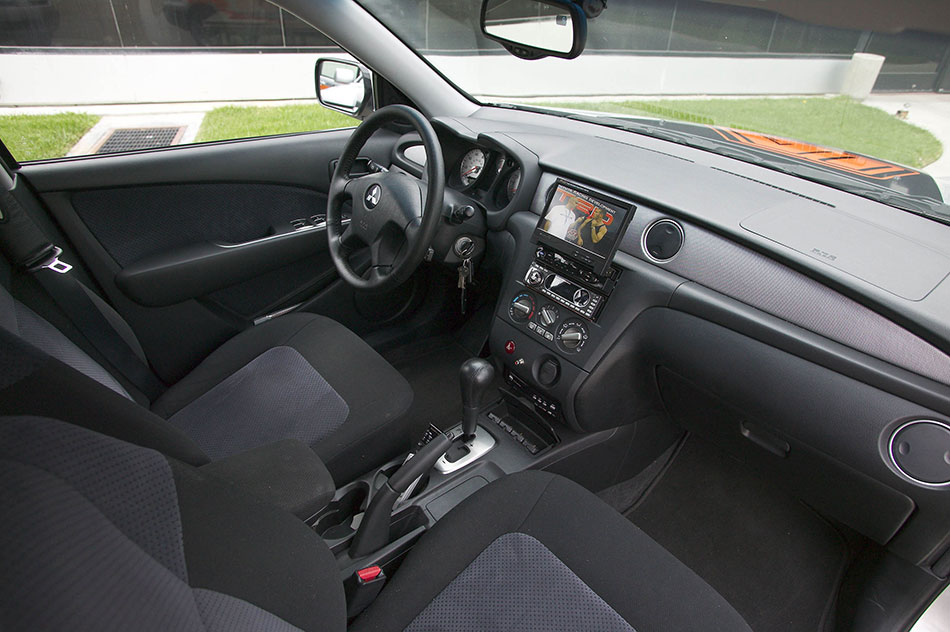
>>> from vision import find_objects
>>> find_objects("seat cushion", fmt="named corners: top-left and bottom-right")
top-left (0, 415), bottom-right (345, 632)
top-left (353, 470), bottom-right (752, 632)
top-left (152, 313), bottom-right (413, 483)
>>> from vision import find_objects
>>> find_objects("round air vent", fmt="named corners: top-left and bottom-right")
top-left (643, 219), bottom-right (684, 262)
top-left (889, 420), bottom-right (950, 487)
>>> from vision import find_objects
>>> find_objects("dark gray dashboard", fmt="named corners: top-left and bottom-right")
top-left (442, 108), bottom-right (950, 574)
top-left (439, 108), bottom-right (950, 358)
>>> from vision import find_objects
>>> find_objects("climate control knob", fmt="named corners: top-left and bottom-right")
top-left (556, 319), bottom-right (589, 353)
top-left (539, 304), bottom-right (559, 327)
top-left (508, 293), bottom-right (535, 323)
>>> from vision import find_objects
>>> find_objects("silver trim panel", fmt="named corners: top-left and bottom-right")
top-left (434, 425), bottom-right (496, 474)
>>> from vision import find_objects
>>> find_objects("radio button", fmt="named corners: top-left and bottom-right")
top-left (525, 267), bottom-right (544, 287)
top-left (573, 288), bottom-right (591, 307)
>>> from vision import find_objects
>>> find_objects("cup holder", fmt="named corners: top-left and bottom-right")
top-left (312, 483), bottom-right (369, 540)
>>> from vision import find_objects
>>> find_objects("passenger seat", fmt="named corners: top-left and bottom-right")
top-left (0, 281), bottom-right (412, 483)
top-left (0, 413), bottom-right (753, 632)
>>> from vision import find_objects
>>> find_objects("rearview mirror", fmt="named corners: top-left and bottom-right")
top-left (480, 0), bottom-right (587, 60)
top-left (315, 59), bottom-right (374, 119)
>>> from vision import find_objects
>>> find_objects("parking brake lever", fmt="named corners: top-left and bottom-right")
top-left (349, 431), bottom-right (451, 558)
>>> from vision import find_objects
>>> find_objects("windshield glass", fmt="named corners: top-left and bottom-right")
top-left (357, 0), bottom-right (950, 222)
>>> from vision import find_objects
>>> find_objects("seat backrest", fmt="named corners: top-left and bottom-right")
top-left (0, 318), bottom-right (211, 466)
top-left (0, 415), bottom-right (346, 632)
top-left (0, 282), bottom-right (131, 399)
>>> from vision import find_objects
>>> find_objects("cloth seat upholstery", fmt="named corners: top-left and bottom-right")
top-left (151, 313), bottom-right (413, 482)
top-left (353, 470), bottom-right (753, 632)
top-left (0, 415), bottom-right (752, 632)
top-left (0, 282), bottom-right (412, 483)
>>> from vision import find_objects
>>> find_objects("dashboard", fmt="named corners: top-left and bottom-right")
top-left (390, 108), bottom-right (950, 577)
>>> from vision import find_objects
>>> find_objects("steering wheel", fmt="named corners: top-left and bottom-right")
top-left (326, 105), bottom-right (445, 292)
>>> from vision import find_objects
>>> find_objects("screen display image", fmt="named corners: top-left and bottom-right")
top-left (536, 182), bottom-right (633, 271)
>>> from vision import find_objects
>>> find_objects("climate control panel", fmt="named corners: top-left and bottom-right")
top-left (508, 292), bottom-right (593, 355)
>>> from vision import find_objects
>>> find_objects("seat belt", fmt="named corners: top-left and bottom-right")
top-left (0, 178), bottom-right (164, 400)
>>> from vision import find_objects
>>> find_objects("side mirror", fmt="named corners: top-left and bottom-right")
top-left (480, 0), bottom-right (587, 60)
top-left (315, 58), bottom-right (374, 119)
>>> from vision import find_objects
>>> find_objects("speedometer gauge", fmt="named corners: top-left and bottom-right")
top-left (459, 149), bottom-right (486, 186)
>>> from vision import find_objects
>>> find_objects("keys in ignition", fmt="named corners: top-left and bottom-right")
top-left (458, 258), bottom-right (474, 314)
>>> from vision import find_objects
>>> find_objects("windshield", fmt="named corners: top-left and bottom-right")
top-left (357, 0), bottom-right (950, 222)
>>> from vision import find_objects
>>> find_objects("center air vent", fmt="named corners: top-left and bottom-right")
top-left (642, 219), bottom-right (684, 262)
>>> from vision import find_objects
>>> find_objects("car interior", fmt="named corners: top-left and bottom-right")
top-left (1, 0), bottom-right (949, 631)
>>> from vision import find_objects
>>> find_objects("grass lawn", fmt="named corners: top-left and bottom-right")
top-left (0, 113), bottom-right (100, 162)
top-left (196, 103), bottom-right (356, 142)
top-left (535, 96), bottom-right (942, 169)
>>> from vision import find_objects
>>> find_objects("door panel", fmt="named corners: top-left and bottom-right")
top-left (21, 129), bottom-right (418, 383)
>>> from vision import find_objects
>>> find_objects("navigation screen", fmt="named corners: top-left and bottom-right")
top-left (535, 181), bottom-right (633, 274)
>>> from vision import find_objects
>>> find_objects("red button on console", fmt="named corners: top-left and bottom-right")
top-left (504, 340), bottom-right (516, 354)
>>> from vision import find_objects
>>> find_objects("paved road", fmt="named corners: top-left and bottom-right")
top-left (865, 93), bottom-right (950, 200)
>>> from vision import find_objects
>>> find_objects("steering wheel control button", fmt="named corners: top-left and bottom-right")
top-left (643, 219), bottom-right (684, 262)
top-left (504, 340), bottom-right (516, 354)
top-left (364, 184), bottom-right (382, 209)
top-left (889, 420), bottom-right (950, 486)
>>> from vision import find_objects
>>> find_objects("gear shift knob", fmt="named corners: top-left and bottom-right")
top-left (459, 357), bottom-right (494, 440)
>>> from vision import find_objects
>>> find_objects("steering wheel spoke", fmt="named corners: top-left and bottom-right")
top-left (324, 105), bottom-right (445, 292)
top-left (328, 171), bottom-right (355, 202)
top-left (337, 225), bottom-right (364, 258)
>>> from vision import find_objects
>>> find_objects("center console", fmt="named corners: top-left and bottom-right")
top-left (491, 179), bottom-right (636, 431)
top-left (303, 178), bottom-right (676, 619)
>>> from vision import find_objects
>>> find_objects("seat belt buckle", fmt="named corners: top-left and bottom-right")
top-left (345, 565), bottom-right (386, 618)
top-left (27, 246), bottom-right (72, 274)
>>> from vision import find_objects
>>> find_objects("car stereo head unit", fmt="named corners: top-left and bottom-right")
top-left (533, 180), bottom-right (635, 276)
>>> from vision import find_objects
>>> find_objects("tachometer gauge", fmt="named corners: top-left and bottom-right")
top-left (506, 168), bottom-right (522, 200)
top-left (459, 148), bottom-right (486, 186)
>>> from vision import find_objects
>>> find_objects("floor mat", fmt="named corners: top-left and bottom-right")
top-left (625, 436), bottom-right (849, 632)
top-left (598, 440), bottom-right (678, 514)
top-left (385, 336), bottom-right (474, 438)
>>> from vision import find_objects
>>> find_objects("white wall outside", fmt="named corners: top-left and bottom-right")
top-left (0, 51), bottom-right (856, 106)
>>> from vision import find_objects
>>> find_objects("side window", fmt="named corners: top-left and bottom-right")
top-left (0, 0), bottom-right (359, 162)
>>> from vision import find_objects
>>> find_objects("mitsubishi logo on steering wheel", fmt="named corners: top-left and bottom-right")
top-left (364, 184), bottom-right (382, 209)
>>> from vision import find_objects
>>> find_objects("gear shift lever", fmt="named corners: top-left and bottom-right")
top-left (459, 357), bottom-right (495, 441)
top-left (436, 358), bottom-right (497, 473)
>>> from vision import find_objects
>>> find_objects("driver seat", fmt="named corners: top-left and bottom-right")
top-left (0, 282), bottom-right (413, 484)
